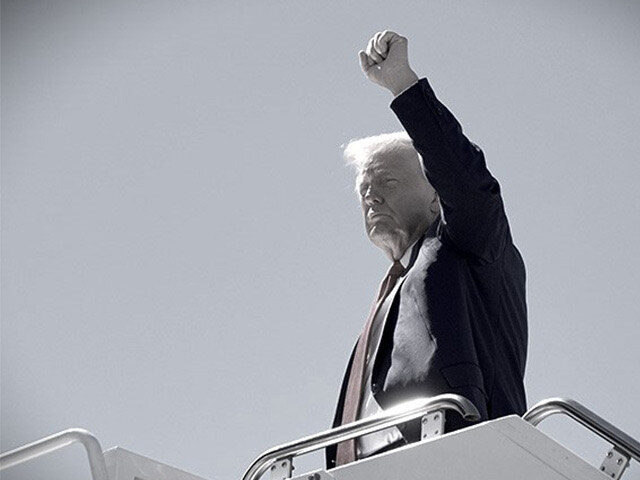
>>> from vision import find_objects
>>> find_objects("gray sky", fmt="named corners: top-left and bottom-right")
top-left (2, 1), bottom-right (639, 479)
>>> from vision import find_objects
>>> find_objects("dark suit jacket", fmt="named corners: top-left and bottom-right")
top-left (326, 78), bottom-right (528, 468)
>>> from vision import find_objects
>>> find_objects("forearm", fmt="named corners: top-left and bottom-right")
top-left (391, 78), bottom-right (509, 263)
top-left (390, 78), bottom-right (496, 196)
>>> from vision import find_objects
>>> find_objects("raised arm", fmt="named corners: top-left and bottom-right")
top-left (359, 31), bottom-right (511, 264)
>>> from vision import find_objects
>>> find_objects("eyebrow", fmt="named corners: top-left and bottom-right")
top-left (362, 167), bottom-right (396, 177)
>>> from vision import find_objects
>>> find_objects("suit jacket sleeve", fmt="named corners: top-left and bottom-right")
top-left (390, 78), bottom-right (510, 264)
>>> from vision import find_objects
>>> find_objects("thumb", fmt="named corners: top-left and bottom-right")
top-left (358, 50), bottom-right (370, 73)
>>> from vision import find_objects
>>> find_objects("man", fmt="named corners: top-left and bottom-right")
top-left (326, 31), bottom-right (528, 468)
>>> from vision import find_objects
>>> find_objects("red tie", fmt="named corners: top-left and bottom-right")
top-left (335, 260), bottom-right (406, 466)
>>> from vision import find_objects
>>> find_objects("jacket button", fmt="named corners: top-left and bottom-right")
top-left (435, 106), bottom-right (443, 115)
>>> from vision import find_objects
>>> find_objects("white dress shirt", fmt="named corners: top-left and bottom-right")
top-left (356, 241), bottom-right (417, 458)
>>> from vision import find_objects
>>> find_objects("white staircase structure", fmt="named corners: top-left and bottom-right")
top-left (301, 416), bottom-right (611, 480)
top-left (1, 395), bottom-right (638, 480)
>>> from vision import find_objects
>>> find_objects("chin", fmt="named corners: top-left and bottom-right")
top-left (368, 228), bottom-right (399, 250)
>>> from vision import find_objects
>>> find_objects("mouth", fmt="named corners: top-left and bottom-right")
top-left (368, 212), bottom-right (391, 221)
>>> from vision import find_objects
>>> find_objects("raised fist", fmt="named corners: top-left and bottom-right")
top-left (359, 31), bottom-right (419, 97)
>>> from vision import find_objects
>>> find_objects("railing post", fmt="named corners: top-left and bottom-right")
top-left (524, 397), bottom-right (640, 480)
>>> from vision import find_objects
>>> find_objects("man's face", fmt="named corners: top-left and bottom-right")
top-left (357, 148), bottom-right (437, 257)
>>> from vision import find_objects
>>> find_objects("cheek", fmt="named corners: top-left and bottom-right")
top-left (388, 192), bottom-right (412, 214)
top-left (396, 195), bottom-right (429, 224)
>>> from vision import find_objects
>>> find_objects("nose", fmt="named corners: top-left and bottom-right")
top-left (363, 186), bottom-right (383, 206)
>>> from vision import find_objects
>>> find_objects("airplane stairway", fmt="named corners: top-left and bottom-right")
top-left (1, 395), bottom-right (638, 480)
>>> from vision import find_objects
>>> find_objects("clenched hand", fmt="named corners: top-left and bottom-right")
top-left (359, 30), bottom-right (419, 97)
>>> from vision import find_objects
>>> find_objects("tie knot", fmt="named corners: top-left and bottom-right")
top-left (389, 260), bottom-right (406, 278)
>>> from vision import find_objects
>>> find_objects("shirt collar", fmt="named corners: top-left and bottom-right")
top-left (398, 216), bottom-right (441, 270)
top-left (399, 238), bottom-right (419, 268)
top-left (400, 215), bottom-right (440, 268)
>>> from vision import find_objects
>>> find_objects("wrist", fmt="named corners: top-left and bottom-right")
top-left (390, 70), bottom-right (419, 97)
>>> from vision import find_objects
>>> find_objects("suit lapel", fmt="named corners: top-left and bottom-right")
top-left (370, 235), bottom-right (425, 393)
top-left (371, 218), bottom-right (442, 396)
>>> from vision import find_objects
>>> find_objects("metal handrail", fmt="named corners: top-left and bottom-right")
top-left (0, 428), bottom-right (109, 480)
top-left (523, 397), bottom-right (640, 463)
top-left (241, 393), bottom-right (480, 480)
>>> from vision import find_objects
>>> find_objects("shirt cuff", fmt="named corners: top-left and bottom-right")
top-left (394, 80), bottom-right (420, 98)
